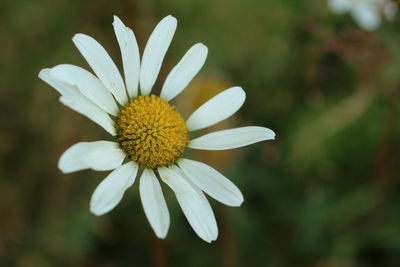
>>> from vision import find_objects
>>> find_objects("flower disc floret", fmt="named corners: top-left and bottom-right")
top-left (116, 95), bottom-right (188, 169)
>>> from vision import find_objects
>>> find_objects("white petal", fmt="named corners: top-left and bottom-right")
top-left (90, 162), bottom-right (138, 216)
top-left (169, 165), bottom-right (218, 242)
top-left (40, 71), bottom-right (116, 135)
top-left (59, 92), bottom-right (116, 136)
top-left (139, 169), bottom-right (170, 238)
top-left (160, 43), bottom-right (208, 101)
top-left (72, 33), bottom-right (128, 105)
top-left (158, 166), bottom-right (218, 242)
top-left (83, 141), bottom-right (126, 171)
top-left (58, 142), bottom-right (93, 173)
top-left (58, 141), bottom-right (126, 173)
top-left (113, 16), bottom-right (140, 98)
top-left (178, 159), bottom-right (243, 207)
top-left (140, 15), bottom-right (177, 96)
top-left (351, 3), bottom-right (381, 31)
top-left (173, 165), bottom-right (219, 241)
top-left (39, 68), bottom-right (74, 96)
top-left (50, 64), bottom-right (119, 116)
top-left (189, 126), bottom-right (275, 150)
top-left (186, 87), bottom-right (246, 131)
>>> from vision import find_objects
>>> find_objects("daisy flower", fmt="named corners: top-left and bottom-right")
top-left (328, 0), bottom-right (397, 31)
top-left (38, 15), bottom-right (275, 242)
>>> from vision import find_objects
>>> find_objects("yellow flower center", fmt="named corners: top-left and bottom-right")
top-left (116, 95), bottom-right (188, 169)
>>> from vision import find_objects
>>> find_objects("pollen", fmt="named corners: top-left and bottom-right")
top-left (116, 95), bottom-right (189, 169)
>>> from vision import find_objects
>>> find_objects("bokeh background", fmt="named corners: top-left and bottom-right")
top-left (2, 0), bottom-right (400, 266)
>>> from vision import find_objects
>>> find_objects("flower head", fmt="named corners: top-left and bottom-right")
top-left (328, 0), bottom-right (397, 31)
top-left (38, 15), bottom-right (275, 242)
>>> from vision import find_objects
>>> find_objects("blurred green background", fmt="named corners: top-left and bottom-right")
top-left (2, 0), bottom-right (400, 266)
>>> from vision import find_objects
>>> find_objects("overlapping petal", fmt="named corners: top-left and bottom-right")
top-left (178, 159), bottom-right (243, 207)
top-left (73, 33), bottom-right (128, 105)
top-left (50, 64), bottom-right (119, 115)
top-left (39, 68), bottom-right (75, 96)
top-left (158, 166), bottom-right (218, 242)
top-left (39, 70), bottom-right (115, 135)
top-left (113, 15), bottom-right (140, 98)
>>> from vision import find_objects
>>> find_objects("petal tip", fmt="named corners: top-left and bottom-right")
top-left (165, 15), bottom-right (177, 21)
top-left (90, 207), bottom-right (105, 216)
top-left (237, 86), bottom-right (246, 96)
top-left (57, 159), bottom-right (76, 174)
top-left (58, 168), bottom-right (70, 174)
top-left (90, 198), bottom-right (111, 216)
top-left (164, 15), bottom-right (177, 27)
top-left (57, 158), bottom-right (69, 174)
top-left (58, 166), bottom-right (69, 174)
top-left (110, 128), bottom-right (117, 136)
top-left (112, 15), bottom-right (123, 26)
top-left (261, 127), bottom-right (276, 141)
top-left (38, 68), bottom-right (50, 79)
top-left (72, 33), bottom-right (89, 43)
top-left (269, 130), bottom-right (276, 140)
top-left (196, 42), bottom-right (207, 48)
top-left (206, 234), bottom-right (218, 243)
top-left (72, 33), bottom-right (82, 40)
top-left (199, 43), bottom-right (208, 54)
top-left (233, 198), bottom-right (244, 207)
top-left (193, 43), bottom-right (208, 55)
top-left (155, 231), bottom-right (168, 239)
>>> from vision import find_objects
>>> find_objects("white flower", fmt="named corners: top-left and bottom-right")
top-left (38, 15), bottom-right (275, 242)
top-left (328, 0), bottom-right (397, 31)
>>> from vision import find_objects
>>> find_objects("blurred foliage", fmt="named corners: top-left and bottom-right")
top-left (1, 0), bottom-right (400, 266)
